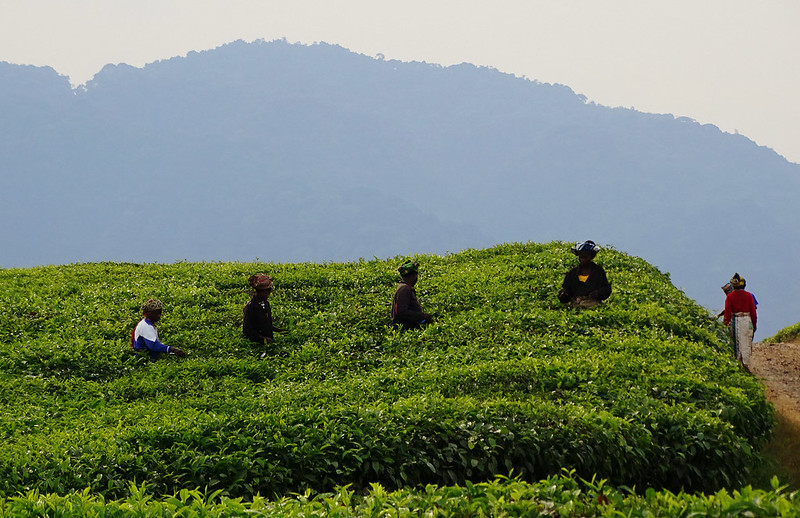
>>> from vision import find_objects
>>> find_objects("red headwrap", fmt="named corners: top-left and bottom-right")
top-left (248, 273), bottom-right (273, 291)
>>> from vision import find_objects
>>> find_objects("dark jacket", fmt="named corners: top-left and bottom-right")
top-left (391, 282), bottom-right (432, 330)
top-left (558, 263), bottom-right (612, 303)
top-left (243, 296), bottom-right (278, 344)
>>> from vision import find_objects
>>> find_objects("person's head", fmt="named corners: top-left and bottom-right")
top-left (571, 240), bottom-right (600, 265)
top-left (248, 273), bottom-right (274, 299)
top-left (398, 260), bottom-right (420, 285)
top-left (721, 282), bottom-right (733, 295)
top-left (141, 298), bottom-right (164, 323)
top-left (730, 273), bottom-right (746, 290)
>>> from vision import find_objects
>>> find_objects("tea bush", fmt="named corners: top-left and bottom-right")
top-left (766, 322), bottom-right (800, 344)
top-left (0, 242), bottom-right (773, 499)
top-left (2, 473), bottom-right (798, 517)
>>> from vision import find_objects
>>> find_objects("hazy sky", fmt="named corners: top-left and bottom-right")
top-left (2, 1), bottom-right (799, 164)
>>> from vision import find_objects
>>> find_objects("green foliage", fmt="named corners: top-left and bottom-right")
top-left (2, 474), bottom-right (799, 517)
top-left (0, 242), bottom-right (773, 500)
top-left (766, 322), bottom-right (800, 344)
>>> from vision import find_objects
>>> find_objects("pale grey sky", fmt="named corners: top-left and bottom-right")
top-left (2, 0), bottom-right (799, 163)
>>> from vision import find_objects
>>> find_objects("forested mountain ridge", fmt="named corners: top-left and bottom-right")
top-left (1, 39), bottom-right (798, 335)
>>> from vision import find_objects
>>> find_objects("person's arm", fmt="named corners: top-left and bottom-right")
top-left (261, 302), bottom-right (275, 342)
top-left (557, 271), bottom-right (574, 303)
top-left (749, 294), bottom-right (757, 330)
top-left (138, 334), bottom-right (183, 355)
top-left (256, 317), bottom-right (274, 343)
top-left (150, 338), bottom-right (172, 354)
top-left (589, 266), bottom-right (612, 301)
top-left (723, 294), bottom-right (732, 325)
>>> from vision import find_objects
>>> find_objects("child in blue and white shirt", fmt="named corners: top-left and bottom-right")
top-left (132, 299), bottom-right (186, 359)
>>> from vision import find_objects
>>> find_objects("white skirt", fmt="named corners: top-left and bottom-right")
top-left (731, 312), bottom-right (754, 366)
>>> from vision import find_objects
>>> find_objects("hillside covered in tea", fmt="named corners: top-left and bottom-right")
top-left (0, 242), bottom-right (772, 500)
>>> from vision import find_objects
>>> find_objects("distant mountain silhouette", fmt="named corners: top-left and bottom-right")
top-left (1, 39), bottom-right (798, 336)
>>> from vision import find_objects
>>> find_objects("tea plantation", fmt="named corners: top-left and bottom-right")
top-left (766, 322), bottom-right (800, 344)
top-left (0, 242), bottom-right (780, 514)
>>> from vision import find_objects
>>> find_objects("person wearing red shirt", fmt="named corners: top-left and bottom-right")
top-left (723, 273), bottom-right (756, 371)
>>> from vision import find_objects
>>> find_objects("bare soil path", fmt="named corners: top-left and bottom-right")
top-left (749, 341), bottom-right (800, 488)
top-left (751, 341), bottom-right (800, 417)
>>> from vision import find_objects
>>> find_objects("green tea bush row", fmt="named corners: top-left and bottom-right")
top-left (0, 384), bottom-right (765, 497)
top-left (766, 322), bottom-right (800, 344)
top-left (2, 474), bottom-right (799, 517)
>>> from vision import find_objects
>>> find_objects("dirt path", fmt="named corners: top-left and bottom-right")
top-left (750, 342), bottom-right (800, 423)
top-left (749, 341), bottom-right (800, 487)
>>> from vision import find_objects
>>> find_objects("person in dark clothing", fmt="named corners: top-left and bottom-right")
top-left (391, 260), bottom-right (434, 331)
top-left (243, 273), bottom-right (285, 344)
top-left (558, 240), bottom-right (612, 308)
